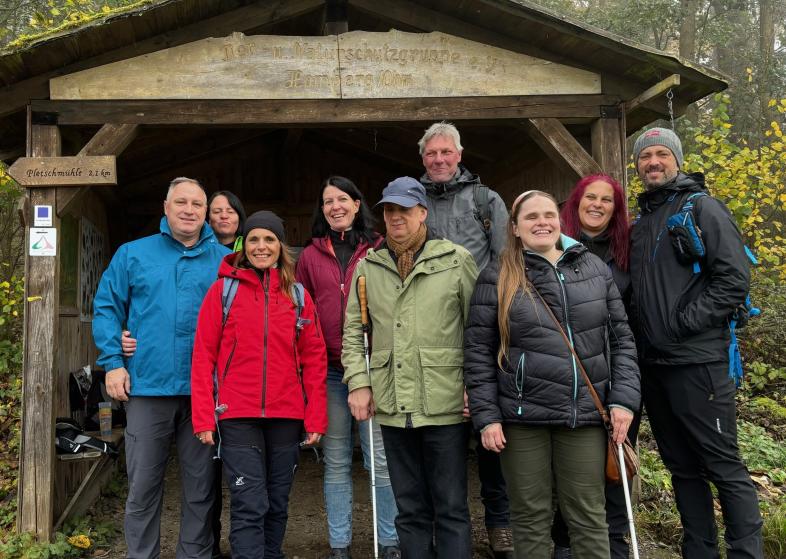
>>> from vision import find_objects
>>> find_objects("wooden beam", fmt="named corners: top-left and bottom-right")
top-left (524, 118), bottom-right (602, 179)
top-left (57, 124), bottom-right (139, 216)
top-left (591, 117), bottom-right (624, 184)
top-left (0, 0), bottom-right (324, 119)
top-left (624, 74), bottom-right (681, 115)
top-left (32, 95), bottom-right (615, 125)
top-left (18, 124), bottom-right (61, 540)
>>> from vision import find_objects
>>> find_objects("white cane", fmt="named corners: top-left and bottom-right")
top-left (618, 443), bottom-right (640, 559)
top-left (358, 277), bottom-right (380, 559)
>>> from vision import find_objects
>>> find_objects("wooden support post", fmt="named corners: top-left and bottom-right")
top-left (591, 114), bottom-right (625, 184)
top-left (524, 118), bottom-right (602, 179)
top-left (324, 0), bottom-right (348, 35)
top-left (57, 123), bottom-right (139, 217)
top-left (18, 124), bottom-right (61, 540)
top-left (624, 74), bottom-right (680, 115)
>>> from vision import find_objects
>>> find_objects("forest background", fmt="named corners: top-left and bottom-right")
top-left (0, 0), bottom-right (785, 557)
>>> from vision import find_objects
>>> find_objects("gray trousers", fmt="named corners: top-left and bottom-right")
top-left (124, 396), bottom-right (216, 559)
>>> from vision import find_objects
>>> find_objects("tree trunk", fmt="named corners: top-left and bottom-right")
top-left (759, 0), bottom-right (775, 126)
top-left (679, 0), bottom-right (700, 123)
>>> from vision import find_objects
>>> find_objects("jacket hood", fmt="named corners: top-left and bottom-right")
top-left (522, 235), bottom-right (584, 263)
top-left (637, 172), bottom-right (707, 214)
top-left (420, 164), bottom-right (481, 198)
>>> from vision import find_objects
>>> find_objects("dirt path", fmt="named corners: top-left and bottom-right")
top-left (100, 446), bottom-right (678, 558)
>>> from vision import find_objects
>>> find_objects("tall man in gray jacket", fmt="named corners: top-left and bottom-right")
top-left (418, 122), bottom-right (513, 557)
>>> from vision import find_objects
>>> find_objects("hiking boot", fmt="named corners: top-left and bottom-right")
top-left (380, 545), bottom-right (402, 559)
top-left (553, 545), bottom-right (573, 559)
top-left (487, 526), bottom-right (514, 557)
top-left (326, 549), bottom-right (351, 559)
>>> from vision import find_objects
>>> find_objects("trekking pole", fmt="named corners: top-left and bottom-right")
top-left (618, 443), bottom-right (640, 559)
top-left (358, 276), bottom-right (379, 559)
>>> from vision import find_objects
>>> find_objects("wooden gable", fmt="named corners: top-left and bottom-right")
top-left (49, 30), bottom-right (601, 101)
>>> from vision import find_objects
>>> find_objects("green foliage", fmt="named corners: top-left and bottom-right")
top-left (749, 396), bottom-right (786, 421)
top-left (3, 1), bottom-right (162, 52)
top-left (745, 362), bottom-right (786, 392)
top-left (763, 501), bottom-right (786, 559)
top-left (738, 420), bottom-right (786, 485)
top-left (0, 274), bottom-right (24, 374)
top-left (0, 517), bottom-right (117, 558)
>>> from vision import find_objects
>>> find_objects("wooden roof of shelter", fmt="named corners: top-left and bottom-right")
top-left (0, 0), bottom-right (727, 159)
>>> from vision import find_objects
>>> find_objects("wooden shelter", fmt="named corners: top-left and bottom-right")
top-left (0, 0), bottom-right (727, 540)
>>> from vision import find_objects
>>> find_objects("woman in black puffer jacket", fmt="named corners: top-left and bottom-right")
top-left (464, 190), bottom-right (640, 559)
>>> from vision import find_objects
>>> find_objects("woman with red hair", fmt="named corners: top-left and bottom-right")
top-left (551, 174), bottom-right (637, 559)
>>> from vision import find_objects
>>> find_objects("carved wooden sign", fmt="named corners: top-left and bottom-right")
top-left (8, 156), bottom-right (117, 186)
top-left (50, 30), bottom-right (601, 100)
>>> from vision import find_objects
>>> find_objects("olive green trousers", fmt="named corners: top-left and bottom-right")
top-left (500, 424), bottom-right (609, 559)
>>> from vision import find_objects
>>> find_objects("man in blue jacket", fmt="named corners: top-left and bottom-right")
top-left (93, 177), bottom-right (230, 559)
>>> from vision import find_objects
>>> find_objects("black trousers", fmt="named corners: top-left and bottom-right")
top-left (551, 409), bottom-right (642, 558)
top-left (220, 418), bottom-right (302, 559)
top-left (643, 361), bottom-right (763, 559)
top-left (468, 424), bottom-right (511, 529)
top-left (381, 422), bottom-right (472, 559)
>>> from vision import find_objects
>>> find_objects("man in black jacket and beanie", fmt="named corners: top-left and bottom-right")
top-left (629, 128), bottom-right (763, 559)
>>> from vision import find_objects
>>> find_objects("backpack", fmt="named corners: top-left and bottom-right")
top-left (472, 184), bottom-right (492, 236)
top-left (666, 192), bottom-right (760, 386)
top-left (55, 417), bottom-right (118, 457)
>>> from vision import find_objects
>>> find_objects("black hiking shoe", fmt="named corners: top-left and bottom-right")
top-left (326, 548), bottom-right (350, 559)
top-left (553, 545), bottom-right (572, 559)
top-left (381, 545), bottom-right (402, 559)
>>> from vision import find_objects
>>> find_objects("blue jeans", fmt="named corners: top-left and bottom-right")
top-left (323, 368), bottom-right (398, 548)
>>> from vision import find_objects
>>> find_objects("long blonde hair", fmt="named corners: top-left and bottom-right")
top-left (497, 190), bottom-right (560, 367)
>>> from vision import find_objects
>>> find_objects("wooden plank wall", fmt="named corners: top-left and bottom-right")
top-left (53, 190), bottom-right (109, 521)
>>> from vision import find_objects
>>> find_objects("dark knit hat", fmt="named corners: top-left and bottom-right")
top-left (243, 210), bottom-right (285, 242)
top-left (633, 127), bottom-right (684, 168)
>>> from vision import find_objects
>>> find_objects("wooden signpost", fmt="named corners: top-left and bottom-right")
top-left (8, 156), bottom-right (117, 187)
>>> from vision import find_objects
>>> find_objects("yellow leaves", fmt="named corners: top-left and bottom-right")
top-left (769, 99), bottom-right (778, 108)
top-left (26, 296), bottom-right (42, 302)
top-left (102, 5), bottom-right (111, 13)
top-left (68, 534), bottom-right (91, 549)
top-left (746, 67), bottom-right (753, 82)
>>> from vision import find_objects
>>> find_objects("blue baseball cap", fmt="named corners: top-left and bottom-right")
top-left (375, 177), bottom-right (429, 208)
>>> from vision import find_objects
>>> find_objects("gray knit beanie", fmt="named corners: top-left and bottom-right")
top-left (633, 127), bottom-right (684, 168)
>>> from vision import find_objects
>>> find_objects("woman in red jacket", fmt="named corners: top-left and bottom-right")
top-left (296, 176), bottom-right (400, 559)
top-left (192, 210), bottom-right (327, 559)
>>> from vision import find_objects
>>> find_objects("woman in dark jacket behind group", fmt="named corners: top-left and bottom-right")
top-left (552, 174), bottom-right (638, 558)
top-left (464, 190), bottom-right (640, 559)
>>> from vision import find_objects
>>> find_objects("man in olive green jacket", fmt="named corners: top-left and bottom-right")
top-left (342, 177), bottom-right (479, 559)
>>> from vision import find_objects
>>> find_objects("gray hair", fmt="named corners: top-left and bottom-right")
top-left (417, 121), bottom-right (463, 155)
top-left (167, 177), bottom-right (205, 199)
